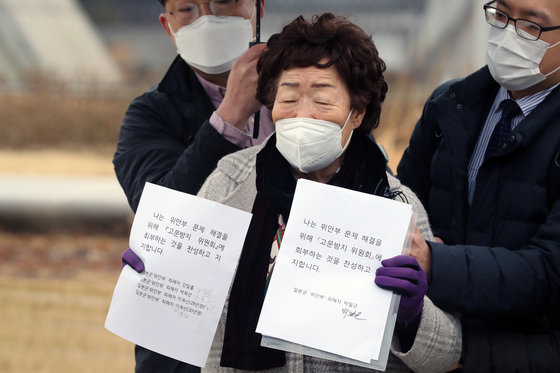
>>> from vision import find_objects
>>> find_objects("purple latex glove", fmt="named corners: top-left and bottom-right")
top-left (121, 248), bottom-right (145, 273)
top-left (375, 255), bottom-right (427, 326)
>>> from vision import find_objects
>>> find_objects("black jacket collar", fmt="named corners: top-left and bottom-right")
top-left (449, 66), bottom-right (500, 108)
top-left (158, 55), bottom-right (206, 101)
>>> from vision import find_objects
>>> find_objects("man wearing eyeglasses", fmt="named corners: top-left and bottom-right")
top-left (113, 0), bottom-right (269, 213)
top-left (113, 1), bottom-right (267, 372)
top-left (398, 0), bottom-right (560, 371)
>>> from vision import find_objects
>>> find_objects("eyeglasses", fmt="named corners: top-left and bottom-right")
top-left (168, 0), bottom-right (240, 26)
top-left (483, 0), bottom-right (560, 41)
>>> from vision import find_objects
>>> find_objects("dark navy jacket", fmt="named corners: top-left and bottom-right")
top-left (398, 66), bottom-right (560, 372)
top-left (114, 56), bottom-right (240, 212)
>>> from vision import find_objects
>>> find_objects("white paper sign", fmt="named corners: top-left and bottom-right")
top-left (256, 179), bottom-right (413, 365)
top-left (105, 182), bottom-right (252, 367)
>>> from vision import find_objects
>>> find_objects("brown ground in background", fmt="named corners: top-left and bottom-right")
top-left (0, 234), bottom-right (133, 373)
top-left (0, 150), bottom-right (115, 176)
top-left (0, 89), bottom-right (135, 371)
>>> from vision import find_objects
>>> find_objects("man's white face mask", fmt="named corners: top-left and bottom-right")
top-left (275, 110), bottom-right (354, 173)
top-left (486, 24), bottom-right (560, 91)
top-left (170, 15), bottom-right (253, 75)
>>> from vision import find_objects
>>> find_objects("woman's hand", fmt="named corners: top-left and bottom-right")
top-left (121, 248), bottom-right (145, 273)
top-left (375, 255), bottom-right (428, 326)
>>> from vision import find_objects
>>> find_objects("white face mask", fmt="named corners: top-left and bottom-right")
top-left (170, 15), bottom-right (253, 75)
top-left (486, 25), bottom-right (560, 91)
top-left (275, 110), bottom-right (354, 173)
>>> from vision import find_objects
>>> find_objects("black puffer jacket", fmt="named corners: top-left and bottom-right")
top-left (397, 66), bottom-right (560, 372)
top-left (113, 57), bottom-right (240, 212)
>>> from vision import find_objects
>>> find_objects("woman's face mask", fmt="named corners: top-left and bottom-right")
top-left (170, 14), bottom-right (254, 75)
top-left (275, 110), bottom-right (354, 173)
top-left (272, 64), bottom-right (359, 173)
top-left (486, 24), bottom-right (560, 91)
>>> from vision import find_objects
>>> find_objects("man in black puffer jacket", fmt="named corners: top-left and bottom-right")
top-left (113, 1), bottom-right (271, 372)
top-left (397, 0), bottom-right (560, 372)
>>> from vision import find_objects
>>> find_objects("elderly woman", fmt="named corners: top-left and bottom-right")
top-left (197, 13), bottom-right (460, 373)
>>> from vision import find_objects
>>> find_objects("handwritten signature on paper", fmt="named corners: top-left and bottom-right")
top-left (342, 307), bottom-right (366, 321)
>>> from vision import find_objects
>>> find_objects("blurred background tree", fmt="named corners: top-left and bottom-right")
top-left (0, 0), bottom-right (488, 167)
